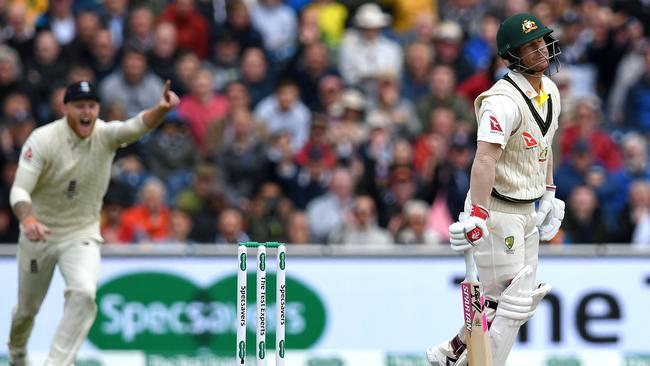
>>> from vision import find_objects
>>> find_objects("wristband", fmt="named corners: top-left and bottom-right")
top-left (470, 204), bottom-right (489, 220)
top-left (546, 185), bottom-right (556, 191)
top-left (21, 216), bottom-right (38, 227)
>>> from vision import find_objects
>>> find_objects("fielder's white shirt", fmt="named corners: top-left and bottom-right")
top-left (16, 114), bottom-right (149, 243)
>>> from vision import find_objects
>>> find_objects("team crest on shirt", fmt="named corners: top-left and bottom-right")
top-left (504, 236), bottom-right (515, 254)
top-left (489, 115), bottom-right (504, 134)
top-left (23, 147), bottom-right (32, 161)
top-left (538, 147), bottom-right (548, 162)
top-left (522, 132), bottom-right (538, 148)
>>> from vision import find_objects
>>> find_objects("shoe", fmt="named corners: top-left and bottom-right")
top-left (426, 341), bottom-right (467, 366)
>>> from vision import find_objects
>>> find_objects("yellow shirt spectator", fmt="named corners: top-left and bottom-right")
top-left (383, 0), bottom-right (437, 33)
top-left (307, 0), bottom-right (348, 47)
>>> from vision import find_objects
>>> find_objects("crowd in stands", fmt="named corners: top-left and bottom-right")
top-left (0, 0), bottom-right (649, 245)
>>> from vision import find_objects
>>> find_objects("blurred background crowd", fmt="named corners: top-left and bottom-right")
top-left (0, 0), bottom-right (649, 245)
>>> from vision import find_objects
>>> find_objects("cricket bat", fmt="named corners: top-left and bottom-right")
top-left (461, 249), bottom-right (493, 366)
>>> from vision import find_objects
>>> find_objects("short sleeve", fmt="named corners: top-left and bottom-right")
top-left (18, 133), bottom-right (46, 175)
top-left (476, 95), bottom-right (520, 149)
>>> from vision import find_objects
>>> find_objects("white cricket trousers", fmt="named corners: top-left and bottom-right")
top-left (8, 238), bottom-right (101, 366)
top-left (475, 198), bottom-right (539, 302)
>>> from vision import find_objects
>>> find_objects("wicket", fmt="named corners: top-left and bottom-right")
top-left (237, 242), bottom-right (286, 366)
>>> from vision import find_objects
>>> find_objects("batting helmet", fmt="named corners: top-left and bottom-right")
top-left (497, 13), bottom-right (553, 58)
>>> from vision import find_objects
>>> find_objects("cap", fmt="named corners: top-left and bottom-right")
top-left (435, 21), bottom-right (463, 42)
top-left (64, 81), bottom-right (100, 104)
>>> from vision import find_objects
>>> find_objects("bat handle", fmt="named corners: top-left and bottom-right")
top-left (464, 249), bottom-right (478, 282)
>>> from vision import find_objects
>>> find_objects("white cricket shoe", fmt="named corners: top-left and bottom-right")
top-left (426, 341), bottom-right (467, 366)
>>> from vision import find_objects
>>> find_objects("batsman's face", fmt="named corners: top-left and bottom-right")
top-left (518, 37), bottom-right (549, 72)
top-left (65, 99), bottom-right (100, 139)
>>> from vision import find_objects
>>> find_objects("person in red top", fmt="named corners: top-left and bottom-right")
top-left (118, 178), bottom-right (171, 243)
top-left (159, 0), bottom-right (210, 59)
top-left (559, 96), bottom-right (622, 171)
top-left (177, 68), bottom-right (230, 155)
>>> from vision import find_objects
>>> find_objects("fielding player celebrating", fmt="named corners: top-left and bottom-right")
top-left (7, 80), bottom-right (179, 365)
top-left (427, 13), bottom-right (565, 366)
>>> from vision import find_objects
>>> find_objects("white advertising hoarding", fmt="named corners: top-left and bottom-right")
top-left (0, 255), bottom-right (648, 356)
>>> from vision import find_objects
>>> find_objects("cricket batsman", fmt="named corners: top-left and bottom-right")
top-left (427, 13), bottom-right (566, 365)
top-left (7, 80), bottom-right (179, 365)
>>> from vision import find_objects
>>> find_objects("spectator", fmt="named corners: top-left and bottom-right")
top-left (306, 167), bottom-right (355, 243)
top-left (100, 47), bottom-right (165, 118)
top-left (315, 75), bottom-right (343, 116)
top-left (209, 30), bottom-right (242, 92)
top-left (378, 165), bottom-right (421, 233)
top-left (250, 0), bottom-right (298, 65)
top-left (624, 44), bottom-right (650, 134)
top-left (415, 64), bottom-right (473, 132)
top-left (144, 112), bottom-right (196, 199)
top-left (289, 41), bottom-right (338, 111)
top-left (1, 92), bottom-right (35, 161)
top-left (217, 108), bottom-right (268, 207)
top-left (216, 208), bottom-right (250, 244)
top-left (304, 0), bottom-right (348, 48)
top-left (101, 0), bottom-right (129, 49)
top-left (613, 180), bottom-right (650, 244)
top-left (167, 208), bottom-right (194, 244)
top-left (338, 3), bottom-right (402, 87)
top-left (397, 10), bottom-right (437, 45)
top-left (219, 0), bottom-right (264, 52)
top-left (401, 41), bottom-right (434, 101)
top-left (112, 154), bottom-right (150, 202)
top-left (118, 177), bottom-right (171, 243)
top-left (562, 185), bottom-right (607, 244)
top-left (367, 72), bottom-right (420, 141)
top-left (254, 79), bottom-right (310, 152)
top-left (35, 0), bottom-right (76, 45)
top-left (224, 80), bottom-right (252, 112)
top-left (559, 96), bottom-right (622, 171)
top-left (395, 200), bottom-right (440, 245)
top-left (278, 145), bottom-right (330, 210)
top-left (88, 29), bottom-right (119, 82)
top-left (125, 6), bottom-right (156, 52)
top-left (239, 47), bottom-right (275, 108)
top-left (461, 12), bottom-right (499, 72)
top-left (433, 20), bottom-right (474, 82)
top-left (177, 67), bottom-right (230, 155)
top-left (328, 88), bottom-right (367, 152)
top-left (329, 195), bottom-right (393, 245)
top-left (159, 0), bottom-right (210, 58)
top-left (603, 133), bottom-right (650, 235)
top-left (148, 22), bottom-right (180, 85)
top-left (3, 3), bottom-right (36, 61)
top-left (607, 18), bottom-right (646, 125)
top-left (629, 180), bottom-right (650, 245)
top-left (247, 181), bottom-right (291, 242)
top-left (284, 211), bottom-right (311, 244)
top-left (67, 10), bottom-right (101, 61)
top-left (173, 51), bottom-right (201, 96)
top-left (294, 115), bottom-right (336, 168)
top-left (23, 31), bottom-right (69, 115)
top-left (0, 45), bottom-right (27, 109)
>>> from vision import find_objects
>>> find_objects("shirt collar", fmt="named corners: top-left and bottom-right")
top-left (506, 71), bottom-right (551, 107)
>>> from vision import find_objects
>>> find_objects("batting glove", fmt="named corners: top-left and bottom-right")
top-left (536, 185), bottom-right (565, 241)
top-left (449, 204), bottom-right (489, 252)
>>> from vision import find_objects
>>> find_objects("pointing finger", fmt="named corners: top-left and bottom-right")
top-left (163, 80), bottom-right (171, 95)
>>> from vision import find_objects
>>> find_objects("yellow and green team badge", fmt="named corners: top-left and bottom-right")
top-left (522, 19), bottom-right (538, 34)
top-left (505, 236), bottom-right (515, 254)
